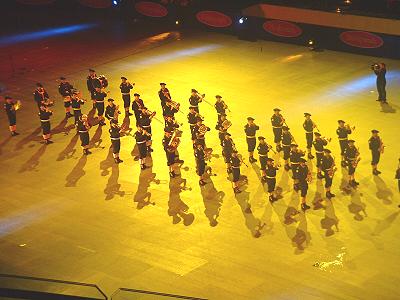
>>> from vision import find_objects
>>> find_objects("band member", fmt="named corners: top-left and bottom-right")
top-left (222, 133), bottom-right (235, 173)
top-left (77, 114), bottom-right (91, 155)
top-left (265, 158), bottom-right (279, 202)
top-left (215, 113), bottom-right (228, 146)
top-left (86, 69), bottom-right (100, 107)
top-left (189, 89), bottom-right (203, 113)
top-left (230, 151), bottom-right (242, 194)
top-left (344, 140), bottom-right (360, 187)
top-left (313, 132), bottom-right (329, 179)
top-left (290, 143), bottom-right (305, 191)
top-left (105, 98), bottom-right (119, 122)
top-left (188, 106), bottom-right (199, 140)
top-left (34, 83), bottom-right (50, 110)
top-left (120, 76), bottom-right (134, 117)
top-left (321, 149), bottom-right (336, 199)
top-left (281, 126), bottom-right (293, 171)
top-left (92, 87), bottom-right (107, 126)
top-left (296, 158), bottom-right (311, 211)
top-left (58, 76), bottom-right (74, 118)
top-left (39, 105), bottom-right (53, 144)
top-left (271, 108), bottom-right (284, 152)
top-left (135, 126), bottom-right (149, 170)
top-left (257, 136), bottom-right (270, 181)
top-left (195, 143), bottom-right (207, 186)
top-left (163, 100), bottom-right (179, 122)
top-left (336, 120), bottom-right (353, 167)
top-left (303, 112), bottom-right (315, 159)
top-left (369, 129), bottom-right (384, 175)
top-left (71, 90), bottom-right (85, 126)
top-left (193, 118), bottom-right (210, 149)
top-left (138, 108), bottom-right (155, 152)
top-left (165, 115), bottom-right (180, 132)
top-left (109, 119), bottom-right (123, 164)
top-left (396, 159), bottom-right (400, 193)
top-left (372, 63), bottom-right (387, 103)
top-left (158, 82), bottom-right (171, 111)
top-left (132, 93), bottom-right (145, 124)
top-left (244, 117), bottom-right (259, 163)
top-left (4, 96), bottom-right (19, 136)
top-left (162, 128), bottom-right (179, 178)
top-left (214, 95), bottom-right (228, 122)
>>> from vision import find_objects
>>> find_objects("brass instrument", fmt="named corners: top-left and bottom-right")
top-left (345, 124), bottom-right (356, 131)
top-left (222, 101), bottom-right (231, 113)
top-left (13, 100), bottom-right (22, 111)
top-left (352, 156), bottom-right (361, 168)
top-left (204, 147), bottom-right (213, 161)
top-left (198, 124), bottom-right (209, 135)
top-left (142, 108), bottom-right (156, 119)
top-left (328, 166), bottom-right (337, 178)
top-left (237, 154), bottom-right (249, 168)
top-left (322, 136), bottom-right (332, 143)
top-left (114, 105), bottom-right (121, 120)
top-left (221, 119), bottom-right (232, 130)
top-left (267, 144), bottom-right (277, 154)
top-left (195, 112), bottom-right (204, 121)
top-left (379, 138), bottom-right (385, 154)
top-left (167, 129), bottom-right (181, 151)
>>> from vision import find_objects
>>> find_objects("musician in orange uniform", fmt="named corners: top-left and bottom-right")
top-left (132, 93), bottom-right (145, 124)
top-left (39, 105), bottom-right (53, 144)
top-left (321, 149), bottom-right (336, 199)
top-left (368, 129), bottom-right (383, 175)
top-left (77, 114), bottom-right (91, 155)
top-left (135, 126), bottom-right (149, 170)
top-left (120, 76), bottom-right (134, 117)
top-left (344, 140), bottom-right (360, 188)
top-left (244, 117), bottom-right (259, 163)
top-left (71, 89), bottom-right (85, 126)
top-left (195, 143), bottom-right (207, 186)
top-left (58, 76), bottom-right (74, 119)
top-left (105, 98), bottom-right (119, 122)
top-left (4, 96), bottom-right (19, 136)
top-left (109, 119), bottom-right (123, 164)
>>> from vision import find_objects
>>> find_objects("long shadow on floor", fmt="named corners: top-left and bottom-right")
top-left (52, 118), bottom-right (74, 136)
top-left (348, 190), bottom-right (367, 221)
top-left (104, 159), bottom-right (125, 201)
top-left (372, 211), bottom-right (399, 236)
top-left (133, 157), bottom-right (160, 208)
top-left (90, 125), bottom-right (103, 149)
top-left (373, 176), bottom-right (393, 205)
top-left (321, 200), bottom-right (339, 237)
top-left (380, 102), bottom-right (396, 113)
top-left (0, 135), bottom-right (12, 156)
top-left (18, 144), bottom-right (47, 173)
top-left (56, 134), bottom-right (79, 161)
top-left (65, 155), bottom-right (88, 187)
top-left (168, 172), bottom-right (194, 226)
top-left (99, 147), bottom-right (114, 177)
top-left (14, 126), bottom-right (41, 151)
top-left (200, 178), bottom-right (224, 227)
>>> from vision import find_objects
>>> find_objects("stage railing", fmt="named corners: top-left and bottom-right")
top-left (111, 287), bottom-right (207, 300)
top-left (0, 274), bottom-right (108, 300)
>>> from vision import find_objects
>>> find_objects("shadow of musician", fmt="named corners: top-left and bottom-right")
top-left (372, 211), bottom-right (399, 236)
top-left (348, 191), bottom-right (367, 221)
top-left (312, 177), bottom-right (325, 210)
top-left (14, 126), bottom-right (42, 151)
top-left (99, 147), bottom-right (114, 177)
top-left (291, 213), bottom-right (311, 253)
top-left (104, 158), bottom-right (125, 201)
top-left (65, 155), bottom-right (88, 187)
top-left (134, 157), bottom-right (160, 209)
top-left (199, 177), bottom-right (224, 227)
top-left (18, 144), bottom-right (47, 173)
top-left (168, 173), bottom-right (194, 226)
top-left (57, 134), bottom-right (79, 161)
top-left (380, 101), bottom-right (396, 113)
top-left (0, 135), bottom-right (12, 156)
top-left (51, 117), bottom-right (73, 136)
top-left (90, 125), bottom-right (104, 150)
top-left (373, 176), bottom-right (393, 205)
top-left (320, 200), bottom-right (339, 237)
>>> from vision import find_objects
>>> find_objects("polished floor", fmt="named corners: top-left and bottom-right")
top-left (0, 27), bottom-right (400, 300)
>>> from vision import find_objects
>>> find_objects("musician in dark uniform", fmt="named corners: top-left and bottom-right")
top-left (214, 95), bottom-right (227, 122)
top-left (165, 116), bottom-right (180, 133)
top-left (120, 76), bottom-right (134, 117)
top-left (77, 114), bottom-right (91, 155)
top-left (70, 89), bottom-right (85, 126)
top-left (215, 113), bottom-right (228, 146)
top-left (92, 87), bottom-right (107, 126)
top-left (321, 149), bottom-right (335, 199)
top-left (34, 83), bottom-right (50, 110)
top-left (290, 143), bottom-right (305, 191)
top-left (222, 133), bottom-right (235, 173)
top-left (4, 96), bottom-right (19, 136)
top-left (265, 158), bottom-right (279, 203)
top-left (369, 129), bottom-right (383, 175)
top-left (296, 158), bottom-right (311, 211)
top-left (303, 112), bottom-right (315, 159)
top-left (244, 117), bottom-right (259, 163)
top-left (188, 106), bottom-right (199, 142)
top-left (162, 128), bottom-right (177, 178)
top-left (396, 159), bottom-right (400, 193)
top-left (158, 83), bottom-right (170, 112)
top-left (163, 101), bottom-right (179, 122)
top-left (336, 120), bottom-right (352, 167)
top-left (193, 118), bottom-right (210, 149)
top-left (86, 69), bottom-right (100, 108)
top-left (230, 151), bottom-right (242, 194)
top-left (281, 126), bottom-right (293, 171)
top-left (344, 140), bottom-right (360, 187)
top-left (58, 76), bottom-right (74, 118)
top-left (138, 108), bottom-right (154, 153)
top-left (195, 143), bottom-right (207, 186)
top-left (105, 98), bottom-right (118, 122)
top-left (189, 89), bottom-right (202, 113)
top-left (39, 105), bottom-right (53, 144)
top-left (109, 119), bottom-right (123, 164)
top-left (372, 63), bottom-right (387, 103)
top-left (257, 136), bottom-right (270, 181)
top-left (271, 108), bottom-right (284, 152)
top-left (135, 126), bottom-right (149, 170)
top-left (132, 93), bottom-right (145, 124)
top-left (313, 132), bottom-right (328, 179)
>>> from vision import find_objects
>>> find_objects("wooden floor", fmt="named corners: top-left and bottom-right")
top-left (0, 27), bottom-right (400, 300)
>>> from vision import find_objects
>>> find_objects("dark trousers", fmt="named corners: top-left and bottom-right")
top-left (266, 178), bottom-right (276, 193)
top-left (246, 137), bottom-right (256, 152)
top-left (273, 127), bottom-right (282, 143)
top-left (339, 140), bottom-right (348, 156)
top-left (323, 170), bottom-right (333, 188)
top-left (122, 94), bottom-right (131, 108)
top-left (73, 109), bottom-right (81, 124)
top-left (377, 79), bottom-right (386, 101)
top-left (41, 121), bottom-right (51, 135)
top-left (7, 112), bottom-right (16, 126)
top-left (371, 150), bottom-right (380, 165)
top-left (305, 132), bottom-right (313, 149)
top-left (111, 139), bottom-right (120, 154)
top-left (316, 152), bottom-right (323, 168)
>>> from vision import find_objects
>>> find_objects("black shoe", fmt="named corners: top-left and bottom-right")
top-left (249, 157), bottom-right (257, 163)
top-left (199, 179), bottom-right (206, 186)
top-left (284, 164), bottom-right (291, 171)
top-left (114, 158), bottom-right (123, 164)
top-left (127, 112), bottom-right (133, 116)
top-left (169, 171), bottom-right (176, 178)
top-left (141, 164), bottom-right (147, 170)
top-left (373, 169), bottom-right (381, 175)
top-left (45, 139), bottom-right (54, 144)
top-left (234, 187), bottom-right (241, 194)
top-left (148, 147), bottom-right (154, 153)
top-left (301, 203), bottom-right (311, 211)
top-left (261, 176), bottom-right (267, 183)
top-left (269, 195), bottom-right (277, 203)
top-left (227, 168), bottom-right (232, 174)
top-left (99, 121), bottom-right (106, 126)
top-left (326, 191), bottom-right (335, 199)
top-left (294, 183), bottom-right (300, 191)
top-left (11, 131), bottom-right (19, 136)
top-left (353, 180), bottom-right (359, 185)
top-left (317, 172), bottom-right (324, 179)
top-left (349, 180), bottom-right (357, 187)
top-left (176, 159), bottom-right (184, 164)
top-left (308, 153), bottom-right (314, 159)
top-left (341, 161), bottom-right (347, 167)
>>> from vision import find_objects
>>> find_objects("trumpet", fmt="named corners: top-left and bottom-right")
top-left (222, 101), bottom-right (231, 113)
top-left (167, 100), bottom-right (180, 110)
top-left (237, 154), bottom-right (249, 168)
top-left (139, 128), bottom-right (152, 137)
top-left (345, 124), bottom-right (356, 131)
top-left (379, 138), bottom-right (385, 154)
top-left (142, 108), bottom-right (156, 118)
top-left (13, 100), bottom-right (22, 111)
top-left (267, 144), bottom-right (277, 154)
top-left (322, 136), bottom-right (332, 143)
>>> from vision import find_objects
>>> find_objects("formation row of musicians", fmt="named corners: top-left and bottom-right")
top-left (2, 69), bottom-right (393, 211)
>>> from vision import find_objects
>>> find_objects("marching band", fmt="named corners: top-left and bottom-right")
top-left (2, 68), bottom-right (398, 214)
